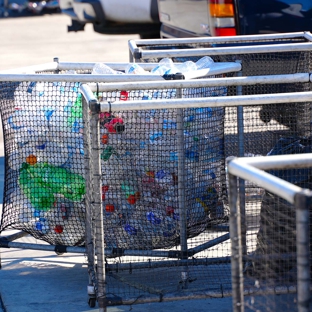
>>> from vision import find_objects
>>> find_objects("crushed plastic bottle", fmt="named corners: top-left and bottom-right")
top-left (18, 162), bottom-right (85, 210)
top-left (195, 56), bottom-right (214, 69)
top-left (92, 63), bottom-right (123, 75)
top-left (125, 63), bottom-right (149, 75)
top-left (175, 61), bottom-right (197, 73)
top-left (151, 58), bottom-right (175, 75)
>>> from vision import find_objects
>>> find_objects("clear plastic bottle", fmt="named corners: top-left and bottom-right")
top-left (92, 63), bottom-right (122, 75)
top-left (125, 63), bottom-right (149, 75)
top-left (195, 56), bottom-right (214, 69)
top-left (151, 58), bottom-right (175, 75)
top-left (175, 61), bottom-right (197, 73)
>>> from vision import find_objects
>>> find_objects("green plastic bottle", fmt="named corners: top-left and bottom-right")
top-left (18, 162), bottom-right (86, 211)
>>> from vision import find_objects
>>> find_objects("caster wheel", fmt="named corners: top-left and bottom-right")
top-left (88, 297), bottom-right (96, 308)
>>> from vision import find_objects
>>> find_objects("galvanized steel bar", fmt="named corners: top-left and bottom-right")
top-left (229, 172), bottom-right (244, 312)
top-left (189, 233), bottom-right (230, 254)
top-left (0, 241), bottom-right (86, 253)
top-left (57, 62), bottom-right (161, 71)
top-left (99, 91), bottom-right (312, 112)
top-left (0, 73), bottom-right (164, 82)
top-left (294, 191), bottom-right (312, 312)
top-left (129, 32), bottom-right (309, 47)
top-left (235, 153), bottom-right (312, 171)
top-left (82, 94), bottom-right (97, 302)
top-left (133, 42), bottom-right (312, 59)
top-left (90, 109), bottom-right (106, 312)
top-left (235, 63), bottom-right (247, 264)
top-left (106, 256), bottom-right (231, 271)
top-left (176, 82), bottom-right (189, 289)
top-left (90, 73), bottom-right (309, 92)
top-left (0, 231), bottom-right (29, 242)
top-left (227, 159), bottom-right (303, 204)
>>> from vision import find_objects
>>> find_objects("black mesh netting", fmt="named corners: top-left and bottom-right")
top-left (0, 81), bottom-right (86, 246)
top-left (97, 87), bottom-right (227, 250)
top-left (0, 78), bottom-right (228, 249)
top-left (1, 54), bottom-right (312, 304)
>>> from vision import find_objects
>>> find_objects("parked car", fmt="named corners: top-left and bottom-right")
top-left (59, 0), bottom-right (161, 38)
top-left (0, 0), bottom-right (59, 16)
top-left (157, 0), bottom-right (312, 38)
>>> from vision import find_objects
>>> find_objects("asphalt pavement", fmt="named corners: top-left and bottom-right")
top-left (0, 12), bottom-right (235, 312)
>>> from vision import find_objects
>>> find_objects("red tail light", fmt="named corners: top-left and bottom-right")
top-left (209, 0), bottom-right (237, 36)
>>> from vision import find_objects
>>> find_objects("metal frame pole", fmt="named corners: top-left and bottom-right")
top-left (235, 61), bottom-right (247, 260)
top-left (175, 74), bottom-right (189, 289)
top-left (90, 102), bottom-right (106, 312)
top-left (294, 190), bottom-right (312, 312)
top-left (82, 96), bottom-right (97, 304)
top-left (229, 172), bottom-right (244, 312)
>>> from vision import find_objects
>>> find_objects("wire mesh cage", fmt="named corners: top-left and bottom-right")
top-left (129, 32), bottom-right (312, 138)
top-left (1, 40), bottom-right (312, 311)
top-left (81, 69), bottom-right (312, 309)
top-left (227, 154), bottom-right (312, 312)
top-left (0, 60), bottom-right (239, 249)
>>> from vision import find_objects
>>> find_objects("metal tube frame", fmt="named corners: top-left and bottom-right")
top-left (128, 31), bottom-right (312, 61)
top-left (227, 155), bottom-right (312, 312)
top-left (0, 59), bottom-right (312, 308)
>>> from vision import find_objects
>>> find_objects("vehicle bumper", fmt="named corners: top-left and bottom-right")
top-left (60, 0), bottom-right (103, 23)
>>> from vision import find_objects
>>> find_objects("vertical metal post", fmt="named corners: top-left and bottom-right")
top-left (82, 96), bottom-right (97, 304)
top-left (175, 74), bottom-right (188, 288)
top-left (229, 171), bottom-right (244, 312)
top-left (236, 61), bottom-right (247, 259)
top-left (90, 101), bottom-right (106, 312)
top-left (294, 190), bottom-right (311, 312)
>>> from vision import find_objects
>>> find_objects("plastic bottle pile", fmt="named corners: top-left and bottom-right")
top-left (3, 80), bottom-right (86, 246)
top-left (1, 57), bottom-right (227, 249)
top-left (94, 57), bottom-right (228, 249)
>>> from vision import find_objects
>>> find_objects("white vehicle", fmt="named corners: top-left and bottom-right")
top-left (59, 0), bottom-right (160, 38)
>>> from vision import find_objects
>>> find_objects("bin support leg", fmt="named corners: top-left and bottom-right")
top-left (90, 108), bottom-right (107, 312)
top-left (82, 97), bottom-right (97, 307)
top-left (236, 63), bottom-right (247, 261)
top-left (176, 86), bottom-right (188, 289)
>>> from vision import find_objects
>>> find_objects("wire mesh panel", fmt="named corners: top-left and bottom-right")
top-left (97, 88), bottom-right (227, 251)
top-left (129, 32), bottom-right (312, 137)
top-left (0, 79), bottom-right (88, 246)
top-left (81, 70), bottom-right (312, 308)
top-left (228, 155), bottom-right (312, 312)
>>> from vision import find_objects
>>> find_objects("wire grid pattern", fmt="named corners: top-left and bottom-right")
top-left (240, 177), bottom-right (312, 312)
top-left (0, 54), bottom-right (312, 306)
top-left (0, 79), bottom-right (87, 246)
top-left (101, 47), bottom-right (312, 303)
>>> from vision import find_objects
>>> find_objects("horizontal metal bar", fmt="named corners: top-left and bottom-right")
top-left (189, 233), bottom-right (230, 255)
top-left (99, 91), bottom-right (312, 112)
top-left (0, 73), bottom-right (164, 82)
top-left (0, 62), bottom-right (240, 82)
top-left (130, 31), bottom-right (309, 47)
top-left (57, 62), bottom-right (162, 71)
top-left (136, 42), bottom-right (312, 59)
top-left (104, 248), bottom-right (172, 258)
top-left (227, 159), bottom-right (303, 204)
top-left (0, 62), bottom-right (58, 74)
top-left (89, 72), bottom-right (310, 92)
top-left (234, 153), bottom-right (312, 170)
top-left (106, 256), bottom-right (231, 271)
top-left (0, 231), bottom-right (29, 242)
top-left (0, 240), bottom-right (86, 253)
